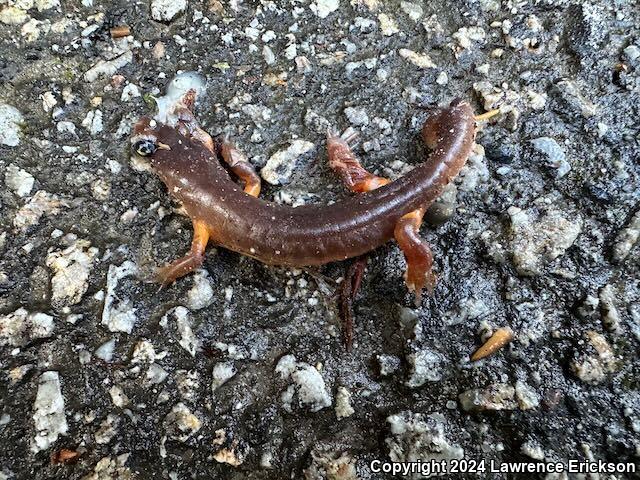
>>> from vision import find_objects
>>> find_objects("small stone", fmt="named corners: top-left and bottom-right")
top-left (84, 51), bottom-right (133, 83)
top-left (478, 0), bottom-right (499, 11)
top-left (284, 43), bottom-right (297, 60)
top-left (507, 206), bottom-right (582, 276)
top-left (530, 137), bottom-right (570, 178)
top-left (344, 106), bottom-right (369, 126)
top-left (363, 139), bottom-right (380, 152)
top-left (95, 339), bottom-right (116, 362)
top-left (386, 411), bottom-right (464, 463)
top-left (46, 239), bottom-right (98, 309)
top-left (161, 306), bottom-right (199, 356)
top-left (261, 140), bottom-right (315, 185)
top-left (95, 414), bottom-right (119, 445)
top-left (0, 6), bottom-right (29, 25)
top-left (32, 371), bottom-right (68, 452)
top-left (262, 30), bottom-right (276, 42)
top-left (552, 79), bottom-right (597, 118)
top-left (378, 13), bottom-right (399, 36)
top-left (459, 384), bottom-right (517, 412)
top-left (335, 387), bottom-right (355, 419)
top-left (304, 109), bottom-right (331, 134)
top-left (521, 440), bottom-right (545, 460)
top-left (5, 164), bottom-right (34, 197)
top-left (623, 45), bottom-right (640, 63)
top-left (213, 435), bottom-right (246, 466)
top-left (82, 455), bottom-right (133, 479)
top-left (376, 68), bottom-right (389, 81)
top-left (0, 104), bottom-right (24, 147)
top-left (0, 308), bottom-right (54, 347)
top-left (572, 331), bottom-right (617, 384)
top-left (40, 92), bottom-right (57, 112)
top-left (146, 364), bottom-right (169, 385)
top-left (406, 349), bottom-right (443, 387)
top-left (108, 385), bottom-right (129, 408)
top-left (262, 45), bottom-right (275, 65)
top-left (164, 403), bottom-right (201, 441)
top-left (35, 0), bottom-right (59, 11)
top-left (613, 210), bottom-right (640, 262)
top-left (120, 84), bottom-right (140, 102)
top-left (304, 449), bottom-right (357, 479)
top-left (186, 270), bottom-right (214, 310)
top-left (310, 0), bottom-right (339, 19)
top-left (514, 380), bottom-right (540, 410)
top-left (400, 1), bottom-right (423, 21)
top-left (276, 355), bottom-right (332, 412)
top-left (101, 261), bottom-right (138, 334)
top-left (151, 0), bottom-right (187, 22)
top-left (377, 354), bottom-right (401, 376)
top-left (57, 121), bottom-right (76, 135)
top-left (435, 71), bottom-right (448, 85)
top-left (526, 90), bottom-right (547, 110)
top-left (295, 55), bottom-right (312, 74)
top-left (131, 339), bottom-right (156, 363)
top-left (399, 48), bottom-right (436, 69)
top-left (452, 26), bottom-right (486, 49)
top-left (426, 183), bottom-right (457, 225)
top-left (152, 41), bottom-right (165, 59)
top-left (176, 370), bottom-right (199, 401)
top-left (14, 190), bottom-right (65, 230)
top-left (11, 0), bottom-right (36, 9)
top-left (476, 63), bottom-right (490, 75)
top-left (82, 110), bottom-right (103, 135)
top-left (211, 362), bottom-right (236, 392)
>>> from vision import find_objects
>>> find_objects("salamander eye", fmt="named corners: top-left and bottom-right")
top-left (133, 139), bottom-right (158, 157)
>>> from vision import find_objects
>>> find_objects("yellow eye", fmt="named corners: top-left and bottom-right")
top-left (133, 139), bottom-right (157, 157)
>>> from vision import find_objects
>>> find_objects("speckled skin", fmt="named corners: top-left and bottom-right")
top-left (146, 100), bottom-right (476, 267)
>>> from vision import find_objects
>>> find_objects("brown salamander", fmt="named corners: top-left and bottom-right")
top-left (131, 94), bottom-right (477, 308)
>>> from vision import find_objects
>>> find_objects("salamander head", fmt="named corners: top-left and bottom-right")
top-left (130, 71), bottom-right (211, 169)
top-left (131, 116), bottom-right (172, 157)
top-left (130, 116), bottom-right (199, 173)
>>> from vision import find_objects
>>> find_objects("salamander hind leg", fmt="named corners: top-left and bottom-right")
top-left (326, 127), bottom-right (390, 193)
top-left (394, 206), bottom-right (437, 306)
top-left (220, 139), bottom-right (261, 197)
top-left (154, 220), bottom-right (210, 285)
top-left (340, 255), bottom-right (368, 351)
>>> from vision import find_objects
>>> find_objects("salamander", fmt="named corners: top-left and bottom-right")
top-left (131, 78), bottom-right (477, 310)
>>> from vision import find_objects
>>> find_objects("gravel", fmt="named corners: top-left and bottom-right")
top-left (0, 104), bottom-right (23, 146)
top-left (4, 164), bottom-right (34, 197)
top-left (32, 371), bottom-right (68, 453)
top-left (0, 0), bottom-right (639, 478)
top-left (530, 136), bottom-right (571, 178)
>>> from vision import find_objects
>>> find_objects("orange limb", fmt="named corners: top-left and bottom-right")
top-left (326, 128), bottom-right (390, 192)
top-left (220, 139), bottom-right (261, 197)
top-left (393, 206), bottom-right (436, 306)
top-left (154, 219), bottom-right (210, 285)
top-left (326, 128), bottom-right (436, 304)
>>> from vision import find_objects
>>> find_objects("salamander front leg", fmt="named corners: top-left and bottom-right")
top-left (394, 206), bottom-right (436, 305)
top-left (326, 128), bottom-right (390, 192)
top-left (220, 139), bottom-right (261, 197)
top-left (154, 220), bottom-right (210, 285)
